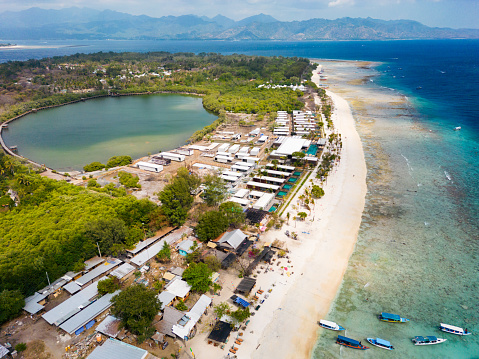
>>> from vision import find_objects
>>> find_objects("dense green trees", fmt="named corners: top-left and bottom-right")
top-left (195, 210), bottom-right (229, 242)
top-left (201, 174), bottom-right (227, 206)
top-left (83, 161), bottom-right (105, 172)
top-left (0, 289), bottom-right (25, 324)
top-left (97, 277), bottom-right (121, 295)
top-left (155, 242), bottom-right (171, 262)
top-left (219, 201), bottom-right (246, 228)
top-left (311, 185), bottom-right (325, 199)
top-left (111, 285), bottom-right (161, 342)
top-left (158, 168), bottom-right (200, 226)
top-left (118, 171), bottom-right (141, 189)
top-left (182, 262), bottom-right (212, 293)
top-left (0, 162), bottom-right (157, 295)
top-left (106, 156), bottom-right (132, 169)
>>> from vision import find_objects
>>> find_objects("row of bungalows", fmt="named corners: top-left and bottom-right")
top-left (130, 226), bottom-right (193, 268)
top-left (265, 163), bottom-right (295, 173)
top-left (63, 258), bottom-right (122, 295)
top-left (42, 278), bottom-right (120, 335)
top-left (252, 175), bottom-right (286, 186)
top-left (275, 111), bottom-right (290, 135)
top-left (220, 170), bottom-right (243, 185)
top-left (231, 161), bottom-right (254, 174)
top-left (228, 144), bottom-right (241, 154)
top-left (215, 153), bottom-right (234, 164)
top-left (158, 151), bottom-right (185, 162)
top-left (23, 257), bottom-right (110, 315)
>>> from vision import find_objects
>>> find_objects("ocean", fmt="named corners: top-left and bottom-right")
top-left (1, 39), bottom-right (478, 357)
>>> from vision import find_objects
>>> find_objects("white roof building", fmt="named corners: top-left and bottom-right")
top-left (165, 278), bottom-right (191, 299)
top-left (158, 291), bottom-right (176, 310)
top-left (172, 295), bottom-right (212, 339)
top-left (217, 229), bottom-right (248, 250)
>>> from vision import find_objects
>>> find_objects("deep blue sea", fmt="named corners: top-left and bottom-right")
top-left (1, 39), bottom-right (478, 357)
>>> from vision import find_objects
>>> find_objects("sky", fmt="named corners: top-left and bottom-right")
top-left (1, 0), bottom-right (478, 29)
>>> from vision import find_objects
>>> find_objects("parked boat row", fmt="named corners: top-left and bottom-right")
top-left (319, 313), bottom-right (472, 351)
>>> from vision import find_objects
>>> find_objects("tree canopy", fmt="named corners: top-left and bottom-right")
top-left (97, 277), bottom-right (121, 296)
top-left (195, 210), bottom-right (229, 242)
top-left (158, 168), bottom-right (200, 226)
top-left (201, 174), bottom-right (227, 206)
top-left (111, 285), bottom-right (161, 342)
top-left (219, 201), bottom-right (246, 228)
top-left (182, 262), bottom-right (212, 293)
top-left (0, 159), bottom-right (157, 295)
top-left (0, 289), bottom-right (25, 324)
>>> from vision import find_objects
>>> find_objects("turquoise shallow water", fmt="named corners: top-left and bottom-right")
top-left (2, 94), bottom-right (216, 171)
top-left (312, 62), bottom-right (479, 358)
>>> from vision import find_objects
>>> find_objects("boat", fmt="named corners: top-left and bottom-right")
top-left (318, 319), bottom-right (344, 331)
top-left (336, 335), bottom-right (369, 350)
top-left (416, 86), bottom-right (423, 90)
top-left (378, 312), bottom-right (410, 323)
top-left (367, 338), bottom-right (394, 350)
top-left (412, 336), bottom-right (446, 345)
top-left (454, 126), bottom-right (461, 130)
top-left (440, 323), bottom-right (472, 336)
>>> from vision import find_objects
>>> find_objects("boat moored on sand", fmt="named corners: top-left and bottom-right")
top-left (378, 312), bottom-right (410, 323)
top-left (336, 335), bottom-right (369, 350)
top-left (440, 323), bottom-right (471, 336)
top-left (318, 319), bottom-right (344, 331)
top-left (367, 337), bottom-right (394, 350)
top-left (412, 336), bottom-right (446, 346)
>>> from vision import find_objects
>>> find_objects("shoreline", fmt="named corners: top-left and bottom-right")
top-left (188, 65), bottom-right (367, 359)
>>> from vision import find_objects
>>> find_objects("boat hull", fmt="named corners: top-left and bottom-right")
top-left (412, 338), bottom-right (446, 346)
top-left (366, 338), bottom-right (393, 350)
top-left (440, 328), bottom-right (471, 336)
top-left (319, 324), bottom-right (344, 331)
top-left (336, 342), bottom-right (369, 350)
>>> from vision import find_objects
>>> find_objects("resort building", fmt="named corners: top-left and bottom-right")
top-left (135, 161), bottom-right (163, 173)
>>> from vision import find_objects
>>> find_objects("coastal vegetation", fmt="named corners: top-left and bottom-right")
top-left (0, 153), bottom-right (163, 302)
top-left (111, 284), bottom-right (161, 342)
top-left (0, 52), bottom-right (313, 125)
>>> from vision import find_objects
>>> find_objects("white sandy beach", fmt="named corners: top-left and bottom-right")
top-left (187, 66), bottom-right (367, 359)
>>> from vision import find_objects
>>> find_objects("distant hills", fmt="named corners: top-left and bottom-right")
top-left (1, 7), bottom-right (478, 40)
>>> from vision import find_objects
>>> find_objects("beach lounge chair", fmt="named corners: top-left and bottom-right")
top-left (235, 340), bottom-right (242, 345)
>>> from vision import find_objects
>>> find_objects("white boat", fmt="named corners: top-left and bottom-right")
top-left (367, 337), bottom-right (394, 350)
top-left (412, 336), bottom-right (447, 346)
top-left (440, 323), bottom-right (472, 336)
top-left (454, 126), bottom-right (461, 130)
top-left (318, 319), bottom-right (344, 331)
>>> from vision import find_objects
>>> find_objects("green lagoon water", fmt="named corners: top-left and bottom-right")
top-left (3, 94), bottom-right (216, 171)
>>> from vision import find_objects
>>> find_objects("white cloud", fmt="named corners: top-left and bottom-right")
top-left (328, 0), bottom-right (355, 7)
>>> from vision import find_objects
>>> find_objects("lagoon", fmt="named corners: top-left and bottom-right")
top-left (2, 94), bottom-right (217, 171)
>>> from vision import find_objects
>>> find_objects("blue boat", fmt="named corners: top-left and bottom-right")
top-left (367, 337), bottom-right (394, 350)
top-left (378, 312), bottom-right (409, 323)
top-left (336, 335), bottom-right (369, 350)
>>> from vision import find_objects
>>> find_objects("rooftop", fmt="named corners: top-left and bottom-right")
top-left (86, 338), bottom-right (148, 359)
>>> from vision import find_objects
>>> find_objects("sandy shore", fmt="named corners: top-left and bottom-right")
top-left (187, 66), bottom-right (367, 359)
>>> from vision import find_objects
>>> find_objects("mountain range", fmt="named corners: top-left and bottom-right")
top-left (1, 7), bottom-right (478, 41)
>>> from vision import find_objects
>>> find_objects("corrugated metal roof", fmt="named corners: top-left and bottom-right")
top-left (59, 290), bottom-right (120, 334)
top-left (218, 229), bottom-right (247, 250)
top-left (172, 294), bottom-right (211, 339)
top-left (165, 278), bottom-right (191, 299)
top-left (42, 281), bottom-right (99, 325)
top-left (109, 263), bottom-right (135, 280)
top-left (157, 291), bottom-right (176, 310)
top-left (76, 259), bottom-right (122, 286)
top-left (84, 257), bottom-right (105, 271)
top-left (23, 292), bottom-right (48, 314)
top-left (96, 315), bottom-right (121, 338)
top-left (63, 281), bottom-right (82, 295)
top-left (86, 338), bottom-right (148, 359)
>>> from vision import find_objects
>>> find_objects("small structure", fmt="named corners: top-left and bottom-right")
top-left (177, 238), bottom-right (197, 256)
top-left (84, 256), bottom-right (105, 271)
top-left (109, 263), bottom-right (135, 281)
top-left (96, 315), bottom-right (121, 338)
top-left (172, 294), bottom-right (212, 339)
top-left (86, 338), bottom-right (149, 359)
top-left (164, 278), bottom-right (191, 300)
top-left (156, 306), bottom-right (187, 338)
top-left (158, 152), bottom-right (185, 162)
top-left (75, 258), bottom-right (122, 287)
top-left (157, 291), bottom-right (176, 310)
top-left (169, 267), bottom-right (185, 277)
top-left (0, 344), bottom-right (8, 359)
top-left (135, 161), bottom-right (163, 173)
top-left (216, 229), bottom-right (248, 251)
top-left (23, 292), bottom-right (48, 315)
top-left (235, 277), bottom-right (256, 295)
top-left (208, 320), bottom-right (233, 344)
top-left (252, 193), bottom-right (275, 211)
